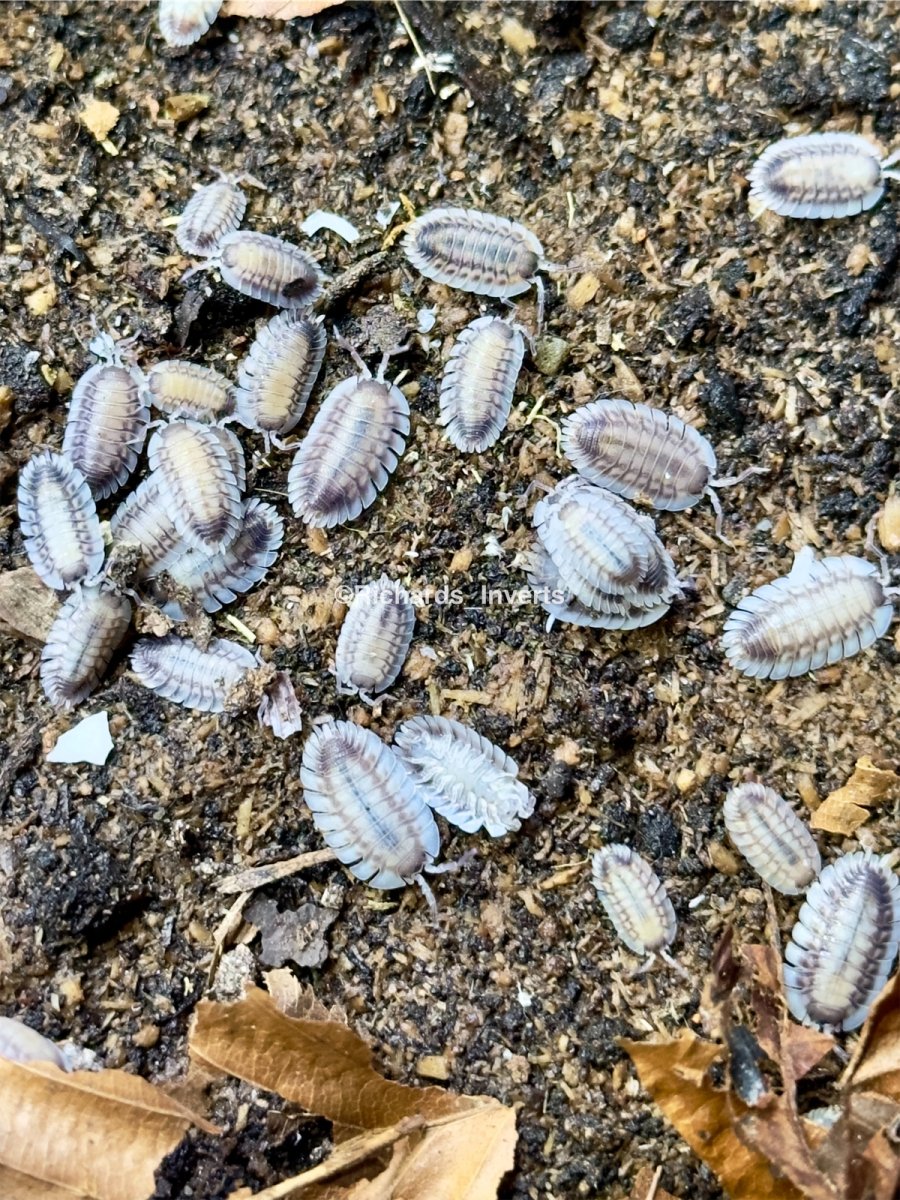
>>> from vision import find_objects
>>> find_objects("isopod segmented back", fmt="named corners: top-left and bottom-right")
top-left (300, 720), bottom-right (440, 896)
top-left (439, 315), bottom-right (525, 453)
top-left (404, 207), bottom-right (545, 300)
top-left (158, 0), bottom-right (222, 46)
top-left (394, 715), bottom-right (535, 837)
top-left (214, 230), bottom-right (323, 309)
top-left (784, 850), bottom-right (900, 1031)
top-left (235, 312), bottom-right (327, 439)
top-left (40, 583), bottom-right (133, 709)
top-left (723, 782), bottom-right (821, 895)
top-left (145, 360), bottom-right (235, 422)
top-left (17, 451), bottom-right (104, 591)
top-left (63, 361), bottom-right (149, 500)
top-left (334, 575), bottom-right (415, 700)
top-left (722, 547), bottom-right (894, 679)
top-left (147, 419), bottom-right (242, 554)
top-left (131, 634), bottom-right (257, 712)
top-left (110, 473), bottom-right (185, 580)
top-left (176, 178), bottom-right (246, 257)
top-left (592, 844), bottom-right (677, 957)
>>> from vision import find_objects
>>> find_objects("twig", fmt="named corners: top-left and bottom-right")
top-left (217, 848), bottom-right (338, 895)
top-left (393, 0), bottom-right (435, 94)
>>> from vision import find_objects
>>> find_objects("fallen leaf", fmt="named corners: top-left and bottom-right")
top-left (0, 567), bottom-right (60, 642)
top-left (811, 1091), bottom-right (900, 1200)
top-left (843, 971), bottom-right (900, 1102)
top-left (221, 0), bottom-right (343, 16)
top-left (0, 1058), bottom-right (215, 1200)
top-left (79, 97), bottom-right (119, 142)
top-left (628, 1165), bottom-right (676, 1200)
top-left (810, 757), bottom-right (899, 835)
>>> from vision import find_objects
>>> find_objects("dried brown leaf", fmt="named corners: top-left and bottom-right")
top-left (221, 0), bottom-right (343, 17)
top-left (740, 944), bottom-right (835, 1083)
top-left (79, 97), bottom-right (119, 142)
top-left (0, 1059), bottom-right (215, 1200)
top-left (628, 1165), bottom-right (676, 1200)
top-left (843, 971), bottom-right (900, 1101)
top-left (812, 1091), bottom-right (900, 1200)
top-left (810, 757), bottom-right (899, 835)
top-left (0, 567), bottom-right (60, 642)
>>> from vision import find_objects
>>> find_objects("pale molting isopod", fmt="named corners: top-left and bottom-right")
top-left (176, 177), bottom-right (246, 257)
top-left (235, 311), bottom-right (326, 441)
top-left (439, 315), bottom-right (525, 453)
top-left (0, 1017), bottom-right (69, 1071)
top-left (394, 715), bottom-right (535, 837)
top-left (591, 845), bottom-right (684, 975)
top-left (131, 635), bottom-right (257, 713)
top-left (158, 0), bottom-right (222, 47)
top-left (17, 451), bottom-right (104, 591)
top-left (147, 419), bottom-right (242, 554)
top-left (64, 352), bottom-right (149, 501)
top-left (723, 782), bottom-right (821, 895)
top-left (202, 230), bottom-right (323, 309)
top-left (40, 583), bottom-right (133, 709)
top-left (145, 360), bottom-right (235, 422)
top-left (334, 575), bottom-right (415, 701)
top-left (784, 850), bottom-right (900, 1032)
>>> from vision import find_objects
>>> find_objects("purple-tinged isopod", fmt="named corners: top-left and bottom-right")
top-left (40, 583), bottom-right (132, 709)
top-left (439, 315), bottom-right (525, 453)
top-left (235, 311), bottom-right (326, 444)
top-left (526, 542), bottom-right (673, 632)
top-left (334, 575), bottom-right (415, 701)
top-left (145, 360), bottom-right (235, 422)
top-left (176, 177), bottom-right (246, 257)
top-left (198, 230), bottom-right (323, 309)
top-left (17, 451), bottom-right (104, 591)
top-left (592, 845), bottom-right (684, 975)
top-left (158, 0), bottom-right (222, 47)
top-left (131, 634), bottom-right (257, 713)
top-left (110, 473), bottom-right (185, 580)
top-left (147, 419), bottom-right (242, 554)
top-left (723, 782), bottom-right (821, 895)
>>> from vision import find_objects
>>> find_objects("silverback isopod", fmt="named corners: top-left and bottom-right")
top-left (158, 0), bottom-right (222, 47)
top-left (131, 634), bottom-right (257, 712)
top-left (145, 360), bottom-right (235, 422)
top-left (591, 845), bottom-right (684, 975)
top-left (235, 311), bottom-right (326, 443)
top-left (199, 230), bottom-right (323, 309)
top-left (176, 177), bottom-right (246, 257)
top-left (40, 583), bottom-right (133, 709)
top-left (18, 451), bottom-right (104, 591)
top-left (334, 575), bottom-right (415, 701)
top-left (147, 420), bottom-right (242, 554)
top-left (439, 315), bottom-right (525, 453)
top-left (723, 782), bottom-right (821, 895)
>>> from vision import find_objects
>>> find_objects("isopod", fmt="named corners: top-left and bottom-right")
top-left (784, 850), bottom-right (900, 1031)
top-left (334, 575), bottom-right (415, 701)
top-left (145, 360), bottom-right (235, 422)
top-left (748, 132), bottom-right (900, 220)
top-left (17, 451), bottom-right (104, 591)
top-left (394, 715), bottom-right (535, 837)
top-left (438, 315), bottom-right (525, 453)
top-left (300, 720), bottom-right (442, 912)
top-left (404, 206), bottom-right (552, 321)
top-left (63, 342), bottom-right (149, 500)
top-left (257, 670), bottom-right (303, 740)
top-left (287, 343), bottom-right (410, 528)
top-left (591, 845), bottom-right (684, 975)
top-left (40, 583), bottom-right (132, 709)
top-left (131, 634), bottom-right (257, 712)
top-left (235, 312), bottom-right (327, 443)
top-left (110, 473), bottom-right (185, 580)
top-left (0, 1017), bottom-right (69, 1071)
top-left (723, 782), bottom-right (821, 895)
top-left (158, 0), bottom-right (222, 47)
top-left (526, 542), bottom-right (673, 632)
top-left (147, 419), bottom-right (242, 554)
top-left (722, 546), bottom-right (895, 679)
top-left (176, 177), bottom-right (246, 257)
top-left (199, 230), bottom-right (323, 309)
top-left (206, 423), bottom-right (247, 492)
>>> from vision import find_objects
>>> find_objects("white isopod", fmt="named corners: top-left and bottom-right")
top-left (591, 845), bottom-right (683, 975)
top-left (394, 715), bottom-right (535, 837)
top-left (334, 575), bottom-right (415, 701)
top-left (235, 312), bottom-right (327, 444)
top-left (158, 0), bottom-right (222, 47)
top-left (110, 473), bottom-right (185, 580)
top-left (40, 583), bottom-right (133, 709)
top-left (723, 782), bottom-right (821, 895)
top-left (197, 230), bottom-right (323, 309)
top-left (439, 315), bottom-right (525, 453)
top-left (748, 132), bottom-right (900, 220)
top-left (145, 360), bottom-right (235, 422)
top-left (287, 344), bottom-right (410, 528)
top-left (526, 542), bottom-right (673, 632)
top-left (300, 720), bottom-right (443, 913)
top-left (206, 423), bottom-right (247, 492)
top-left (784, 850), bottom-right (900, 1032)
top-left (722, 546), bottom-right (895, 679)
top-left (0, 1017), bottom-right (69, 1071)
top-left (17, 451), bottom-right (104, 591)
top-left (176, 177), bottom-right (247, 257)
top-left (131, 635), bottom-right (257, 712)
top-left (147, 420), bottom-right (242, 554)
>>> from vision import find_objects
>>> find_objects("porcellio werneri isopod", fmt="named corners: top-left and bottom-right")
top-left (131, 635), bottom-right (257, 713)
top-left (784, 850), bottom-right (900, 1032)
top-left (394, 715), bottom-right (535, 837)
top-left (17, 451), bottom-right (104, 591)
top-left (287, 345), bottom-right (410, 528)
top-left (722, 546), bottom-right (895, 679)
top-left (63, 341), bottom-right (149, 500)
top-left (206, 423), bottom-right (247, 492)
top-left (199, 230), bottom-right (323, 309)
top-left (0, 1017), bottom-right (69, 1071)
top-left (300, 720), bottom-right (443, 913)
top-left (147, 420), bottom-right (242, 554)
top-left (40, 583), bottom-right (133, 709)
top-left (145, 360), bottom-right (235, 422)
top-left (176, 177), bottom-right (246, 257)
top-left (438, 315), bottom-right (525, 453)
top-left (591, 845), bottom-right (683, 974)
top-left (748, 132), bottom-right (900, 221)
top-left (334, 575), bottom-right (415, 701)
top-left (235, 312), bottom-right (327, 444)
top-left (723, 782), bottom-right (821, 895)
top-left (526, 542), bottom-right (673, 632)
top-left (158, 0), bottom-right (222, 47)
top-left (110, 474), bottom-right (184, 580)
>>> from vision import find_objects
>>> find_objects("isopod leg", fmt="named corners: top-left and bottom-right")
top-left (412, 873), bottom-right (439, 923)
top-left (425, 847), bottom-right (479, 876)
top-left (659, 949), bottom-right (692, 982)
top-left (864, 510), bottom-right (894, 588)
top-left (534, 274), bottom-right (545, 334)
top-left (705, 486), bottom-right (733, 547)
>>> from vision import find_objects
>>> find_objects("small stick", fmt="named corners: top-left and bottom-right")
top-left (393, 0), bottom-right (435, 94)
top-left (217, 847), bottom-right (338, 895)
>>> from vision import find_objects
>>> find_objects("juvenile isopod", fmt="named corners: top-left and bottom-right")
top-left (748, 132), bottom-right (900, 220)
top-left (526, 542), bottom-right (673, 632)
top-left (723, 782), bottom-right (821, 895)
top-left (591, 845), bottom-right (684, 975)
top-left (0, 1017), bottom-right (69, 1070)
top-left (438, 315), bottom-right (525, 453)
top-left (145, 360), bottom-right (235, 422)
top-left (158, 0), bottom-right (222, 47)
top-left (196, 230), bottom-right (323, 309)
top-left (147, 419), bottom-right (242, 554)
top-left (287, 343), bottom-right (410, 528)
top-left (176, 177), bottom-right (246, 257)
top-left (235, 312), bottom-right (327, 443)
top-left (63, 340), bottom-right (149, 500)
top-left (131, 634), bottom-right (257, 713)
top-left (206, 423), bottom-right (247, 492)
top-left (110, 473), bottom-right (185, 580)
top-left (405, 207), bottom-right (553, 321)
top-left (300, 720), bottom-right (443, 913)
top-left (334, 575), bottom-right (415, 701)
top-left (17, 451), bottom-right (104, 591)
top-left (394, 715), bottom-right (535, 837)
top-left (784, 850), bottom-right (900, 1031)
top-left (40, 583), bottom-right (132, 709)
top-left (722, 546), bottom-right (895, 679)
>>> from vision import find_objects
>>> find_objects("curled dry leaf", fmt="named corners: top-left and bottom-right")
top-left (0, 1058), bottom-right (216, 1200)
top-left (843, 971), bottom-right (900, 1102)
top-left (810, 757), bottom-right (900, 835)
top-left (221, 0), bottom-right (344, 17)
